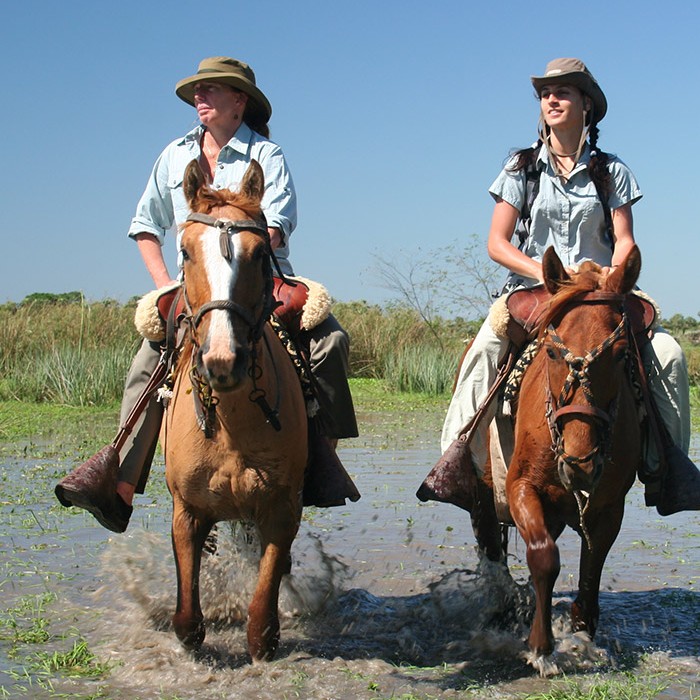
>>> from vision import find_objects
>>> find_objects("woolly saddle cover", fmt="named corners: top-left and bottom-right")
top-left (134, 277), bottom-right (332, 342)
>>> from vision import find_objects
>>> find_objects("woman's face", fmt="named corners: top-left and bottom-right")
top-left (539, 83), bottom-right (590, 131)
top-left (193, 81), bottom-right (248, 129)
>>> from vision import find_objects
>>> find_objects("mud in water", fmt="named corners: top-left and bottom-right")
top-left (0, 407), bottom-right (698, 699)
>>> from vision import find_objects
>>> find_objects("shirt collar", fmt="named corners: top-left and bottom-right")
top-left (178, 122), bottom-right (253, 156)
top-left (538, 141), bottom-right (592, 176)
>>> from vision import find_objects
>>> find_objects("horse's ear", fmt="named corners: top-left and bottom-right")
top-left (542, 246), bottom-right (570, 294)
top-left (240, 160), bottom-right (265, 203)
top-left (606, 245), bottom-right (641, 295)
top-left (183, 159), bottom-right (207, 208)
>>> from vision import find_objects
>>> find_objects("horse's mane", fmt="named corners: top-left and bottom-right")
top-left (188, 187), bottom-right (263, 223)
top-left (537, 261), bottom-right (605, 337)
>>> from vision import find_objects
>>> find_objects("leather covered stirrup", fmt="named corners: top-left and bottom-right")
top-left (303, 432), bottom-right (361, 508)
top-left (656, 445), bottom-right (700, 516)
top-left (55, 445), bottom-right (133, 533)
top-left (416, 438), bottom-right (476, 512)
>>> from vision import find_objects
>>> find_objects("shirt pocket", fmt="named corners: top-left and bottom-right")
top-left (169, 174), bottom-right (189, 226)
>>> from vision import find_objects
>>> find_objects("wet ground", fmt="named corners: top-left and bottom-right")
top-left (0, 403), bottom-right (698, 699)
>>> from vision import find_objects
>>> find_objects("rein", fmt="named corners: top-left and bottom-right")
top-left (543, 292), bottom-right (629, 483)
top-left (181, 212), bottom-right (282, 434)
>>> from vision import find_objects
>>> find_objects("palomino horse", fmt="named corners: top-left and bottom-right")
top-left (506, 246), bottom-right (643, 659)
top-left (162, 159), bottom-right (307, 661)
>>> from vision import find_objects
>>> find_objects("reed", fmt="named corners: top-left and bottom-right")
top-left (1, 295), bottom-right (695, 406)
top-left (0, 298), bottom-right (140, 405)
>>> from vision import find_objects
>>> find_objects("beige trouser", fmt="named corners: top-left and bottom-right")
top-left (441, 319), bottom-right (690, 475)
top-left (118, 314), bottom-right (358, 492)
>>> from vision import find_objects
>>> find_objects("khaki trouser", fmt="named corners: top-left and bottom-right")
top-left (441, 319), bottom-right (690, 475)
top-left (118, 314), bottom-right (358, 491)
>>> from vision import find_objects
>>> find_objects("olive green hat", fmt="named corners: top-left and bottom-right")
top-left (175, 56), bottom-right (272, 124)
top-left (531, 57), bottom-right (607, 122)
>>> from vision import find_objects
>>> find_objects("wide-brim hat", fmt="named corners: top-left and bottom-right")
top-left (175, 56), bottom-right (272, 124)
top-left (531, 57), bottom-right (607, 122)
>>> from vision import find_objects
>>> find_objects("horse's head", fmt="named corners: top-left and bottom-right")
top-left (180, 159), bottom-right (273, 392)
top-left (539, 245), bottom-right (641, 494)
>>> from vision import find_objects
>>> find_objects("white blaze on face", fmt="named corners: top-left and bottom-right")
top-left (202, 229), bottom-right (241, 357)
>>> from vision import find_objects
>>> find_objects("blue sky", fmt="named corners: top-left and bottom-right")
top-left (1, 0), bottom-right (697, 317)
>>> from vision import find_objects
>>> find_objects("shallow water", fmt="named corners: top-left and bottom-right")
top-left (0, 407), bottom-right (698, 699)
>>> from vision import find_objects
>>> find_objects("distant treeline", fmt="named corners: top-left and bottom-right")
top-left (1, 292), bottom-right (697, 407)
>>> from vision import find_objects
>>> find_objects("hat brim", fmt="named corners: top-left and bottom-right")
top-left (531, 72), bottom-right (607, 122)
top-left (175, 73), bottom-right (272, 123)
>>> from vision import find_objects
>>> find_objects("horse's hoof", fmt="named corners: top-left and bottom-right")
top-left (173, 617), bottom-right (205, 650)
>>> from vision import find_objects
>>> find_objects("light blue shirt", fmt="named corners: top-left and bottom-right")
top-left (489, 144), bottom-right (642, 289)
top-left (128, 122), bottom-right (297, 275)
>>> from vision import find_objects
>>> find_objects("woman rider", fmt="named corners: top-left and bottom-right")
top-left (420, 58), bottom-right (698, 516)
top-left (56, 57), bottom-right (359, 532)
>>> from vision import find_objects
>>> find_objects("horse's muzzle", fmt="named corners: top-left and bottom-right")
top-left (557, 454), bottom-right (603, 494)
top-left (199, 345), bottom-right (249, 392)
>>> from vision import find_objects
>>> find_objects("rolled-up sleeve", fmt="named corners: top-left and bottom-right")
top-left (127, 148), bottom-right (176, 244)
top-left (489, 159), bottom-right (526, 211)
top-left (258, 145), bottom-right (297, 241)
top-left (607, 157), bottom-right (643, 211)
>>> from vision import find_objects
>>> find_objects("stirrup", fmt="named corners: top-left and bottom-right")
top-left (416, 438), bottom-right (476, 512)
top-left (656, 444), bottom-right (700, 516)
top-left (55, 445), bottom-right (132, 533)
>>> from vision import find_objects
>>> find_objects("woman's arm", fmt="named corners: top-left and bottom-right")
top-left (486, 197), bottom-right (544, 283)
top-left (607, 203), bottom-right (636, 270)
top-left (134, 233), bottom-right (178, 288)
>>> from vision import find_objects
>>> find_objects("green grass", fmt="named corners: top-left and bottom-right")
top-left (520, 672), bottom-right (670, 700)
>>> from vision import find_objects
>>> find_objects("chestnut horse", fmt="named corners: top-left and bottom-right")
top-left (506, 246), bottom-right (643, 660)
top-left (162, 159), bottom-right (307, 661)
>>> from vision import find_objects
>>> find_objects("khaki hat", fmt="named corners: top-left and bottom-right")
top-left (175, 56), bottom-right (272, 124)
top-left (531, 58), bottom-right (607, 122)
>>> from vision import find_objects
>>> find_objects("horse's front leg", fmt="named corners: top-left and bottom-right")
top-left (171, 496), bottom-right (213, 650)
top-left (509, 478), bottom-right (562, 655)
top-left (248, 507), bottom-right (299, 662)
top-left (571, 503), bottom-right (624, 637)
top-left (470, 477), bottom-right (507, 563)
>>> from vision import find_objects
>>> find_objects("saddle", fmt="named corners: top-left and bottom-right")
top-left (504, 285), bottom-right (657, 348)
top-left (135, 276), bottom-right (331, 343)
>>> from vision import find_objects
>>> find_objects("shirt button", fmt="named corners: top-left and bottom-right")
top-left (219, 164), bottom-right (224, 169)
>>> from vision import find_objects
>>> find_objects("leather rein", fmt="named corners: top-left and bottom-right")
top-left (180, 212), bottom-right (283, 434)
top-left (543, 291), bottom-right (630, 478)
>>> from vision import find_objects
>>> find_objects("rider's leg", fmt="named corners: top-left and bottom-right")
top-left (306, 314), bottom-right (358, 439)
top-left (115, 338), bottom-right (164, 504)
top-left (640, 329), bottom-right (698, 514)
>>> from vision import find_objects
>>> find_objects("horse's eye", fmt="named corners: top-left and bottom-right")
top-left (181, 248), bottom-right (190, 262)
top-left (613, 346), bottom-right (628, 363)
top-left (546, 347), bottom-right (557, 360)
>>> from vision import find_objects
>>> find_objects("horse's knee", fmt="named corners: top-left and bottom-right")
top-left (526, 538), bottom-right (560, 583)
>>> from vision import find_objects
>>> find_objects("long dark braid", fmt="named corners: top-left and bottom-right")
top-left (586, 122), bottom-right (611, 202)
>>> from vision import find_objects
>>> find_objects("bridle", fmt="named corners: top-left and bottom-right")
top-left (183, 212), bottom-right (274, 341)
top-left (180, 211), bottom-right (283, 433)
top-left (543, 291), bottom-right (629, 487)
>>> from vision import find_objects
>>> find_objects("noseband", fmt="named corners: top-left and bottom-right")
top-left (543, 291), bottom-right (629, 479)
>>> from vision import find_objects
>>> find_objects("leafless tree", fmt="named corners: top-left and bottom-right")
top-left (372, 235), bottom-right (502, 345)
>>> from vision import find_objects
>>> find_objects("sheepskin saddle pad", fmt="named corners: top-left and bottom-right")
top-left (134, 276), bottom-right (332, 343)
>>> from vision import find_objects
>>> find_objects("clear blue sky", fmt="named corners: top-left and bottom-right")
top-left (1, 0), bottom-right (697, 317)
